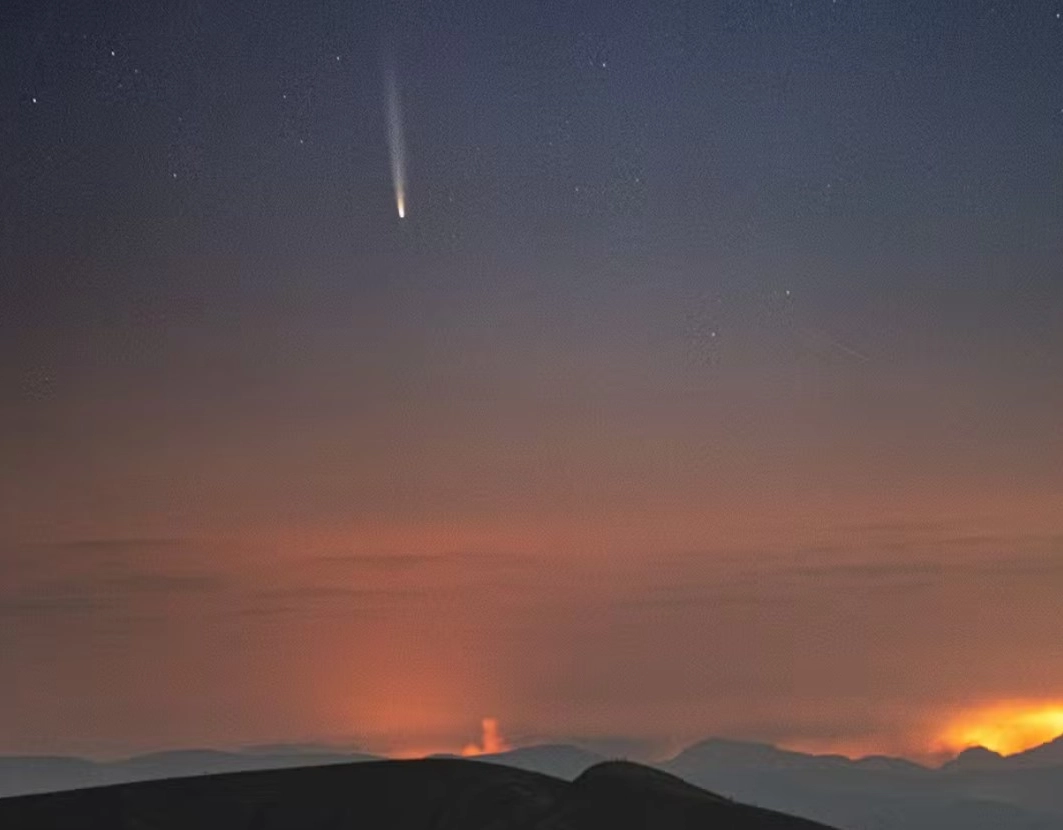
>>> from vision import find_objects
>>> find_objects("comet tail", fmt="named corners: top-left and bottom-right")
top-left (384, 66), bottom-right (407, 219)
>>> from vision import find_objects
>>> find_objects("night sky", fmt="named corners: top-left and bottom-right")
top-left (2, 1), bottom-right (1063, 762)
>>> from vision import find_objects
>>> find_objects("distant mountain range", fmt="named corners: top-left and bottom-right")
top-left (3, 734), bottom-right (1063, 829)
top-left (462, 736), bottom-right (1063, 830)
top-left (0, 757), bottom-right (832, 830)
top-left (657, 737), bottom-right (1063, 830)
top-left (942, 734), bottom-right (1063, 771)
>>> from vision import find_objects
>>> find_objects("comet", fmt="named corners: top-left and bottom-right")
top-left (383, 63), bottom-right (407, 219)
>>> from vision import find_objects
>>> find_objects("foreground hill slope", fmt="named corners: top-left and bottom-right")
top-left (0, 757), bottom-right (835, 830)
top-left (462, 744), bottom-right (609, 779)
top-left (0, 748), bottom-right (379, 798)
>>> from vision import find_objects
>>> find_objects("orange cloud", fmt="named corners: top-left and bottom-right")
top-left (461, 717), bottom-right (508, 757)
top-left (936, 701), bottom-right (1063, 756)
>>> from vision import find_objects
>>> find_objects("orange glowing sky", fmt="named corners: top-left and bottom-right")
top-left (2, 486), bottom-right (1062, 762)
top-left (3, 486), bottom-right (1063, 762)
top-left (935, 703), bottom-right (1063, 757)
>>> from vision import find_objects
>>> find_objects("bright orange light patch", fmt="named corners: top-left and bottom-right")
top-left (461, 717), bottom-right (508, 757)
top-left (937, 702), bottom-right (1063, 756)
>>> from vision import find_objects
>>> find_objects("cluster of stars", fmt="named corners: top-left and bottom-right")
top-left (19, 37), bottom-right (352, 185)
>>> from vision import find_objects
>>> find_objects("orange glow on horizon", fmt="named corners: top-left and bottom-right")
top-left (936, 702), bottom-right (1063, 756)
top-left (460, 717), bottom-right (508, 757)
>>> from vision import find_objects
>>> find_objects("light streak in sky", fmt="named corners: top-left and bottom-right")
top-left (383, 64), bottom-right (407, 219)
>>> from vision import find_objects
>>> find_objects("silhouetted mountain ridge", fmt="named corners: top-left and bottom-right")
top-left (669, 739), bottom-right (853, 771)
top-left (0, 757), bottom-right (835, 829)
top-left (660, 736), bottom-right (1063, 830)
top-left (467, 744), bottom-right (608, 779)
top-left (5, 733), bottom-right (1063, 829)
top-left (1003, 733), bottom-right (1063, 768)
top-left (0, 748), bottom-right (379, 798)
top-left (941, 745), bottom-right (1007, 772)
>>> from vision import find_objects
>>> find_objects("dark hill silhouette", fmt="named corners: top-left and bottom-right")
top-left (466, 744), bottom-right (608, 779)
top-left (941, 745), bottom-right (1008, 772)
top-left (0, 756), bottom-right (104, 798)
top-left (849, 755), bottom-right (927, 773)
top-left (0, 757), bottom-right (836, 830)
top-left (120, 747), bottom-right (379, 776)
top-left (940, 734), bottom-right (1063, 774)
top-left (238, 742), bottom-right (367, 756)
top-left (660, 737), bottom-right (1063, 830)
top-left (668, 739), bottom-right (854, 772)
top-left (551, 761), bottom-right (831, 828)
top-left (0, 748), bottom-right (379, 798)
top-left (1001, 734), bottom-right (1063, 769)
top-left (6, 734), bottom-right (1063, 828)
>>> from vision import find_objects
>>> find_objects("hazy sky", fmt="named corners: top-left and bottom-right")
top-left (2, 0), bottom-right (1062, 761)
